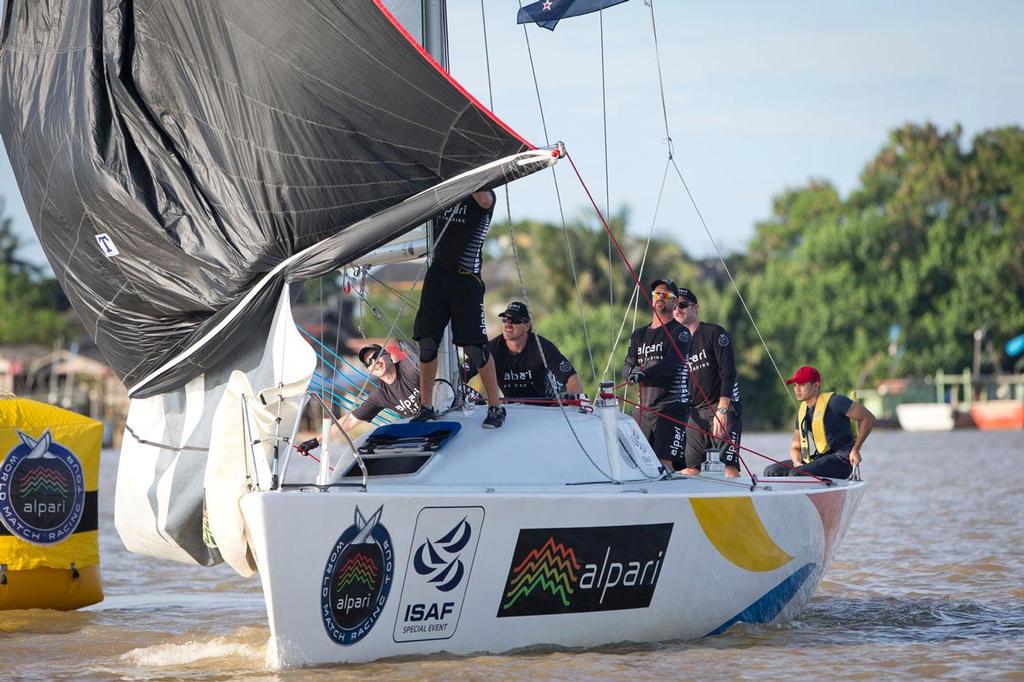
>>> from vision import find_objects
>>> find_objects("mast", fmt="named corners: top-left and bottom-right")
top-left (420, 0), bottom-right (462, 404)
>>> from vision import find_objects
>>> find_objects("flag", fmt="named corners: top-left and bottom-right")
top-left (516, 0), bottom-right (630, 31)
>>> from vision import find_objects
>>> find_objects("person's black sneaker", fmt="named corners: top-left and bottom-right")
top-left (410, 406), bottom-right (437, 422)
top-left (482, 406), bottom-right (506, 429)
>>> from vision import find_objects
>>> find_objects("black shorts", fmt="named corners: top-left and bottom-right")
top-left (413, 266), bottom-right (488, 346)
top-left (684, 404), bottom-right (743, 469)
top-left (639, 405), bottom-right (689, 469)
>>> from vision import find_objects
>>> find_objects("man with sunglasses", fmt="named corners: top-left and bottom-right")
top-left (463, 301), bottom-right (582, 401)
top-left (623, 279), bottom-right (692, 472)
top-left (673, 287), bottom-right (742, 477)
top-left (340, 343), bottom-right (422, 432)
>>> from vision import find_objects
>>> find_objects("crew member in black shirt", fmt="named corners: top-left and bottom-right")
top-left (673, 287), bottom-right (742, 477)
top-left (622, 279), bottom-right (692, 471)
top-left (463, 301), bottom-right (582, 400)
top-left (412, 191), bottom-right (506, 429)
top-left (341, 344), bottom-right (421, 431)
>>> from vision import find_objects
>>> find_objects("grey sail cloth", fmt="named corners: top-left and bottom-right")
top-left (0, 0), bottom-right (539, 397)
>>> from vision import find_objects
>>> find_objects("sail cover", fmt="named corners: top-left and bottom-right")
top-left (0, 0), bottom-right (548, 398)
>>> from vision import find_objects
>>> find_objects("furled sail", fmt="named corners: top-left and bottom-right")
top-left (0, 0), bottom-right (547, 398)
top-left (1, 0), bottom-right (558, 569)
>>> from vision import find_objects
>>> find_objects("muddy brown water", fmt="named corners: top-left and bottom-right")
top-left (3, 430), bottom-right (1023, 679)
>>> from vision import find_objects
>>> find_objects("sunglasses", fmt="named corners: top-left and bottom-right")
top-left (501, 316), bottom-right (528, 324)
top-left (652, 291), bottom-right (677, 301)
top-left (676, 302), bottom-right (695, 310)
top-left (362, 352), bottom-right (385, 369)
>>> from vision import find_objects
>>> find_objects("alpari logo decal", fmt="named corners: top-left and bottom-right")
top-left (321, 506), bottom-right (394, 646)
top-left (497, 523), bottom-right (673, 617)
top-left (0, 430), bottom-right (85, 545)
top-left (394, 507), bottom-right (484, 643)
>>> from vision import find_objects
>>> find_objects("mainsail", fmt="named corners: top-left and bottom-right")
top-left (0, 0), bottom-right (557, 569)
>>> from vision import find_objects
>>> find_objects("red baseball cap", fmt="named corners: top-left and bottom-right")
top-left (785, 366), bottom-right (821, 385)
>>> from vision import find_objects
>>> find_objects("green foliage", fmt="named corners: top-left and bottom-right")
top-left (0, 199), bottom-right (75, 344)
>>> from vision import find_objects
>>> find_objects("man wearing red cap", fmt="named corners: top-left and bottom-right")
top-left (764, 366), bottom-right (876, 478)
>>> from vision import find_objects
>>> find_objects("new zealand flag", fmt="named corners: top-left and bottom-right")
top-left (517, 0), bottom-right (630, 31)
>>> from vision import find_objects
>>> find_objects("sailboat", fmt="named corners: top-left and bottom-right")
top-left (0, 0), bottom-right (864, 668)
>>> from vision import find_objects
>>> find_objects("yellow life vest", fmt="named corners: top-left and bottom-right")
top-left (798, 392), bottom-right (834, 463)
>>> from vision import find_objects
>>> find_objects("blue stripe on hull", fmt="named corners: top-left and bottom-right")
top-left (708, 562), bottom-right (817, 636)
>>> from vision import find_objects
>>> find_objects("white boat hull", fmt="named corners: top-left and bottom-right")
top-left (240, 406), bottom-right (864, 667)
top-left (896, 402), bottom-right (956, 431)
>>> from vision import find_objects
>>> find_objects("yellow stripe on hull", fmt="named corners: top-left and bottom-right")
top-left (690, 497), bottom-right (793, 572)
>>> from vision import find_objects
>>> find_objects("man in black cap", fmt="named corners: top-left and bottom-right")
top-left (622, 279), bottom-right (692, 471)
top-left (464, 301), bottom-right (582, 400)
top-left (340, 343), bottom-right (422, 431)
top-left (412, 191), bottom-right (506, 428)
top-left (673, 287), bottom-right (742, 477)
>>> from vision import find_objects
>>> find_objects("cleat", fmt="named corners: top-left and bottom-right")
top-left (482, 406), bottom-right (506, 429)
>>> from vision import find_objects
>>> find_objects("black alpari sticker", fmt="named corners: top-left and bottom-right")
top-left (498, 523), bottom-right (672, 617)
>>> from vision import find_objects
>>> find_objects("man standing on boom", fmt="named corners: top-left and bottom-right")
top-left (412, 191), bottom-right (507, 429)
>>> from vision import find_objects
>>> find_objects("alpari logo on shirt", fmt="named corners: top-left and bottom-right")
top-left (503, 369), bottom-right (535, 385)
top-left (394, 388), bottom-right (421, 417)
top-left (441, 202), bottom-right (469, 223)
top-left (321, 506), bottom-right (394, 646)
top-left (0, 430), bottom-right (85, 545)
top-left (394, 507), bottom-right (484, 643)
top-left (637, 341), bottom-right (664, 358)
top-left (688, 347), bottom-right (710, 372)
top-left (497, 523), bottom-right (673, 617)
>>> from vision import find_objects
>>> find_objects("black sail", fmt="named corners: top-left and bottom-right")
top-left (0, 0), bottom-right (538, 396)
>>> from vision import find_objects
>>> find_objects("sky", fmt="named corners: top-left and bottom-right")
top-left (2, 0), bottom-right (1022, 270)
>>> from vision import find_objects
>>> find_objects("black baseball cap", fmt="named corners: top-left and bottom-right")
top-left (650, 279), bottom-right (680, 296)
top-left (358, 344), bottom-right (385, 368)
top-left (499, 301), bottom-right (531, 323)
top-left (677, 287), bottom-right (698, 305)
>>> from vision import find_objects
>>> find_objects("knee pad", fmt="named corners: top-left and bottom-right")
top-left (462, 343), bottom-right (489, 368)
top-left (418, 337), bottom-right (440, 363)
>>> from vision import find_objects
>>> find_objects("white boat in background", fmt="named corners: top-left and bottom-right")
top-left (896, 403), bottom-right (957, 432)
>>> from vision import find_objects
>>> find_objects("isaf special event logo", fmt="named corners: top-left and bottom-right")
top-left (321, 506), bottom-right (394, 645)
top-left (393, 507), bottom-right (484, 642)
top-left (0, 430), bottom-right (85, 545)
top-left (498, 523), bottom-right (673, 617)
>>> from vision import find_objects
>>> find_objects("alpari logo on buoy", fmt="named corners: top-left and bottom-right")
top-left (321, 505), bottom-right (394, 646)
top-left (0, 430), bottom-right (85, 545)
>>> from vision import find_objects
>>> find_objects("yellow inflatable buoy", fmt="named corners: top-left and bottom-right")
top-left (0, 397), bottom-right (103, 610)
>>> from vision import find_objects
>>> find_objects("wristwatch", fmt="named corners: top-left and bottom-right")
top-left (716, 407), bottom-right (729, 414)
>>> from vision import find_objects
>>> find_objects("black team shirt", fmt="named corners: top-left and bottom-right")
top-left (686, 322), bottom-right (740, 409)
top-left (431, 191), bottom-right (496, 275)
top-left (464, 332), bottom-right (577, 399)
top-left (351, 360), bottom-right (421, 421)
top-left (622, 320), bottom-right (691, 413)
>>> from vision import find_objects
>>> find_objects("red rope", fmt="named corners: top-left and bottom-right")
top-left (565, 152), bottom-right (738, 467)
top-left (618, 395), bottom-right (831, 484)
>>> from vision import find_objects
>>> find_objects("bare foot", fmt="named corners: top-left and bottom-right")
top-left (724, 466), bottom-right (740, 478)
top-left (679, 467), bottom-right (701, 476)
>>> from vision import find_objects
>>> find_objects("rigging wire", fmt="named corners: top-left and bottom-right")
top-left (516, 3), bottom-right (598, 385)
top-left (599, 7), bottom-right (615, 363)
top-left (483, 6), bottom-right (613, 482)
top-left (643, 0), bottom-right (796, 408)
top-left (600, 157), bottom-right (671, 381)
